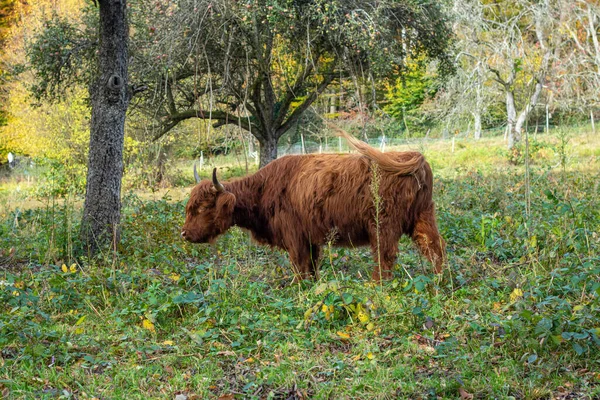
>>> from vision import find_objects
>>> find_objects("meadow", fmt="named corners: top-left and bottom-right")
top-left (1, 129), bottom-right (599, 399)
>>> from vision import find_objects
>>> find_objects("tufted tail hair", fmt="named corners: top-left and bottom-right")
top-left (328, 123), bottom-right (425, 176)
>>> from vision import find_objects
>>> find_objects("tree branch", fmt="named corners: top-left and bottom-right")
top-left (276, 69), bottom-right (337, 138)
top-left (488, 67), bottom-right (508, 87)
top-left (152, 109), bottom-right (256, 141)
top-left (273, 61), bottom-right (316, 129)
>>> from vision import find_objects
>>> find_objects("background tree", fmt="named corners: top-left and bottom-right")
top-left (556, 0), bottom-right (600, 118)
top-left (126, 0), bottom-right (453, 167)
top-left (0, 0), bottom-right (20, 130)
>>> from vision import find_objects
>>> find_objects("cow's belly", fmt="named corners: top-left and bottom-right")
top-left (313, 218), bottom-right (371, 247)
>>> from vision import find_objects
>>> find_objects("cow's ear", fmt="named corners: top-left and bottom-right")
top-left (215, 192), bottom-right (236, 229)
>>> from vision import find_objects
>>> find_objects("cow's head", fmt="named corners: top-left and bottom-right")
top-left (181, 167), bottom-right (236, 243)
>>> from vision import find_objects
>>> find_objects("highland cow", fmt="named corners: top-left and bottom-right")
top-left (181, 128), bottom-right (445, 281)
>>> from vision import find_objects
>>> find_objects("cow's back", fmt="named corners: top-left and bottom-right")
top-left (256, 152), bottom-right (430, 246)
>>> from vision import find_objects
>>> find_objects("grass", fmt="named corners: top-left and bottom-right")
top-left (1, 129), bottom-right (599, 399)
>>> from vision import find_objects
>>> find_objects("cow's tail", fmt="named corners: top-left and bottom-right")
top-left (329, 123), bottom-right (425, 176)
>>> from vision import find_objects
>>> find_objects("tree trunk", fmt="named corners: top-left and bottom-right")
top-left (80, 0), bottom-right (130, 255)
top-left (515, 80), bottom-right (544, 139)
top-left (258, 135), bottom-right (278, 168)
top-left (473, 111), bottom-right (482, 139)
top-left (474, 63), bottom-right (483, 140)
top-left (506, 90), bottom-right (517, 149)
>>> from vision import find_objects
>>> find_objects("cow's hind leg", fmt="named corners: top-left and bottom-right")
top-left (369, 234), bottom-right (399, 282)
top-left (412, 207), bottom-right (446, 273)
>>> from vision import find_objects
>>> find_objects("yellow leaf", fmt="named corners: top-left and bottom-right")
top-left (69, 264), bottom-right (77, 273)
top-left (367, 352), bottom-right (374, 360)
top-left (12, 291), bottom-right (19, 296)
top-left (357, 311), bottom-right (369, 324)
top-left (336, 331), bottom-right (350, 340)
top-left (366, 322), bottom-right (375, 331)
top-left (75, 315), bottom-right (86, 326)
top-left (245, 357), bottom-right (255, 363)
top-left (162, 340), bottom-right (174, 346)
top-left (493, 302), bottom-right (502, 311)
top-left (321, 304), bottom-right (329, 313)
top-left (75, 327), bottom-right (84, 334)
top-left (169, 273), bottom-right (180, 282)
top-left (14, 281), bottom-right (24, 289)
top-left (573, 305), bottom-right (584, 312)
top-left (509, 288), bottom-right (523, 302)
top-left (61, 264), bottom-right (68, 273)
top-left (142, 319), bottom-right (156, 332)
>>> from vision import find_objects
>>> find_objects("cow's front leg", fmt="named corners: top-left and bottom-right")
top-left (286, 241), bottom-right (318, 282)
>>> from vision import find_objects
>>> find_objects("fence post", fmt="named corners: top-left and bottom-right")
top-left (546, 104), bottom-right (550, 134)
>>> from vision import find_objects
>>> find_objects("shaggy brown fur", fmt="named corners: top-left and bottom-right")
top-left (182, 129), bottom-right (446, 281)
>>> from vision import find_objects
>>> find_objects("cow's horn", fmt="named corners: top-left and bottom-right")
top-left (193, 162), bottom-right (201, 184)
top-left (212, 168), bottom-right (225, 192)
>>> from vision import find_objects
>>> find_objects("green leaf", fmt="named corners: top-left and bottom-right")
top-left (572, 343), bottom-right (585, 355)
top-left (341, 293), bottom-right (353, 305)
top-left (535, 318), bottom-right (553, 335)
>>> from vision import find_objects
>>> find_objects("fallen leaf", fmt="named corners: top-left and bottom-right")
top-left (142, 319), bottom-right (156, 332)
top-left (162, 340), bottom-right (174, 346)
top-left (510, 288), bottom-right (524, 302)
top-left (424, 316), bottom-right (434, 329)
top-left (459, 387), bottom-right (474, 399)
top-left (1, 384), bottom-right (9, 398)
top-left (357, 311), bottom-right (369, 324)
top-left (336, 331), bottom-right (350, 340)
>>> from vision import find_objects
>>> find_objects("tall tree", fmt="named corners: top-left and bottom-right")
top-left (23, 0), bottom-right (133, 252)
top-left (79, 0), bottom-right (130, 253)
